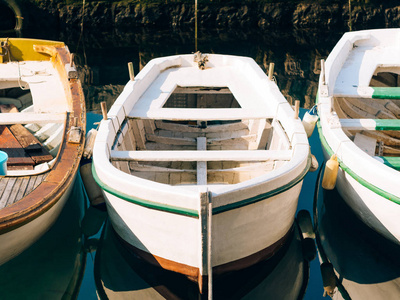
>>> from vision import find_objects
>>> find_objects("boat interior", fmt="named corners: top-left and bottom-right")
top-left (0, 69), bottom-right (66, 209)
top-left (110, 87), bottom-right (292, 186)
top-left (333, 70), bottom-right (400, 170)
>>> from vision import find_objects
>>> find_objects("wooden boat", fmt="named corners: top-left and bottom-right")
top-left (0, 38), bottom-right (85, 265)
top-left (92, 53), bottom-right (310, 292)
top-left (317, 29), bottom-right (400, 245)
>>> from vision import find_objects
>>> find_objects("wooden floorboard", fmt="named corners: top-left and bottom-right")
top-left (0, 173), bottom-right (49, 209)
top-left (14, 177), bottom-right (29, 204)
top-left (0, 177), bottom-right (17, 208)
top-left (6, 176), bottom-right (23, 207)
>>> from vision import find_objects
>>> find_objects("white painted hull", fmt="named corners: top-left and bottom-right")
top-left (318, 29), bottom-right (400, 246)
top-left (105, 181), bottom-right (303, 270)
top-left (0, 173), bottom-right (76, 265)
top-left (322, 149), bottom-right (400, 245)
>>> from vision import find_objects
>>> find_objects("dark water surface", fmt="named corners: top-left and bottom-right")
top-left (1, 26), bottom-right (400, 299)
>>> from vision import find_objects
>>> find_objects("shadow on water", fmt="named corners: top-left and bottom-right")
top-left (0, 174), bottom-right (88, 299)
top-left (314, 167), bottom-right (400, 299)
top-left (94, 220), bottom-right (310, 300)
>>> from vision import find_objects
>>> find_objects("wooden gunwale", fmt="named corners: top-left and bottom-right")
top-left (0, 42), bottom-right (85, 234)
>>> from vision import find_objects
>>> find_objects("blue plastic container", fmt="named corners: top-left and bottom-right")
top-left (0, 151), bottom-right (8, 175)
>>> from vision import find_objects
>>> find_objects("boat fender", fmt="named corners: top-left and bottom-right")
top-left (80, 160), bottom-right (105, 207)
top-left (302, 105), bottom-right (319, 138)
top-left (301, 238), bottom-right (316, 262)
top-left (297, 210), bottom-right (315, 239)
top-left (321, 155), bottom-right (339, 190)
top-left (309, 154), bottom-right (319, 172)
top-left (83, 128), bottom-right (98, 159)
top-left (320, 262), bottom-right (336, 297)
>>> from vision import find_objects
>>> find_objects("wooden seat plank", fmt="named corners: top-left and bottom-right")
top-left (1, 104), bottom-right (53, 166)
top-left (0, 125), bottom-right (34, 169)
top-left (9, 124), bottom-right (53, 164)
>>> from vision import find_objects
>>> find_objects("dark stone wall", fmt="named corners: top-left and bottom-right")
top-left (2, 0), bottom-right (398, 35)
top-left (17, 1), bottom-right (400, 33)
top-left (5, 1), bottom-right (400, 111)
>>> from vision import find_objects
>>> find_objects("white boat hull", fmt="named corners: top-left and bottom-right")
top-left (0, 173), bottom-right (76, 265)
top-left (104, 181), bottom-right (303, 273)
top-left (324, 147), bottom-right (400, 245)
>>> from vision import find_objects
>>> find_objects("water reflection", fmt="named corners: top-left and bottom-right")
top-left (94, 220), bottom-right (310, 300)
top-left (0, 175), bottom-right (87, 299)
top-left (314, 170), bottom-right (400, 300)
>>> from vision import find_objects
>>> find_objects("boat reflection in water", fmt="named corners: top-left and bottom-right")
top-left (94, 218), bottom-right (312, 300)
top-left (315, 174), bottom-right (400, 300)
top-left (0, 175), bottom-right (87, 299)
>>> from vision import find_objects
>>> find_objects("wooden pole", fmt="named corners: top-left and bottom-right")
top-left (348, 0), bottom-right (352, 31)
top-left (128, 62), bottom-right (135, 81)
top-left (195, 0), bottom-right (198, 52)
top-left (70, 53), bottom-right (74, 67)
top-left (294, 100), bottom-right (300, 119)
top-left (100, 101), bottom-right (108, 120)
top-left (268, 62), bottom-right (275, 80)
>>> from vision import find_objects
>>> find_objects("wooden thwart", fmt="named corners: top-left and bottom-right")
top-left (111, 149), bottom-right (292, 162)
top-left (0, 112), bottom-right (66, 125)
top-left (8, 124), bottom-right (53, 164)
top-left (0, 125), bottom-right (34, 169)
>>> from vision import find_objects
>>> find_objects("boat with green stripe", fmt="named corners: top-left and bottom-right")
top-left (92, 53), bottom-right (310, 293)
top-left (317, 29), bottom-right (400, 246)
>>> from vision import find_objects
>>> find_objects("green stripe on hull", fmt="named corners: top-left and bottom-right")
top-left (93, 156), bottom-right (311, 217)
top-left (317, 121), bottom-right (400, 205)
top-left (213, 156), bottom-right (311, 215)
top-left (92, 165), bottom-right (199, 218)
top-left (374, 119), bottom-right (400, 131)
top-left (372, 87), bottom-right (400, 99)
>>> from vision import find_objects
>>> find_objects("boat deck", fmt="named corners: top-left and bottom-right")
top-left (0, 173), bottom-right (48, 209)
top-left (333, 37), bottom-right (400, 98)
